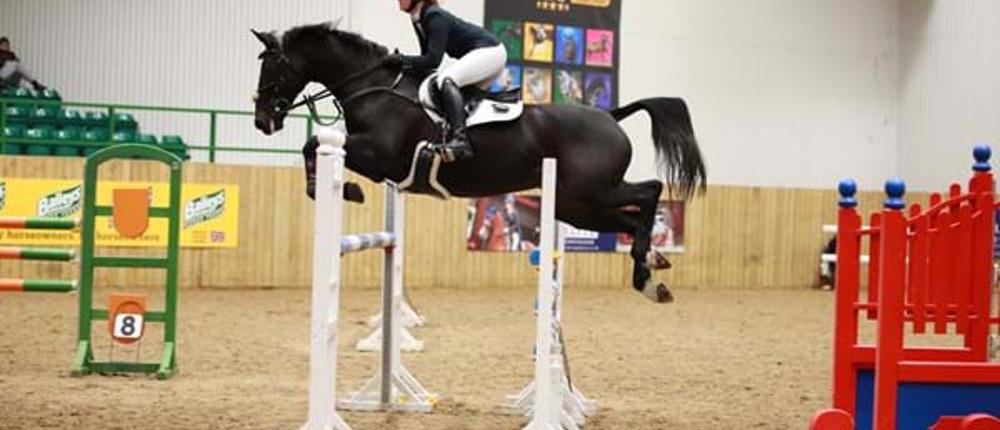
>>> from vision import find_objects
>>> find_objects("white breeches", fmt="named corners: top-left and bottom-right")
top-left (438, 44), bottom-right (507, 89)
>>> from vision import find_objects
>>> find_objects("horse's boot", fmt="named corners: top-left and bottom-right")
top-left (436, 78), bottom-right (474, 163)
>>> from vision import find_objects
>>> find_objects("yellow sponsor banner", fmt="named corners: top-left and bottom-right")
top-left (0, 177), bottom-right (239, 248)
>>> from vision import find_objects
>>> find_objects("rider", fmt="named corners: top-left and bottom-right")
top-left (385, 0), bottom-right (507, 163)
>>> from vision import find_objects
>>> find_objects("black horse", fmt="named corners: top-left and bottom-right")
top-left (251, 23), bottom-right (706, 303)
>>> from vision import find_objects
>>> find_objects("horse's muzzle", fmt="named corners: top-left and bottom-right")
top-left (254, 117), bottom-right (274, 135)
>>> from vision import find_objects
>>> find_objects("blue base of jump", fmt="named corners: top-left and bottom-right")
top-left (854, 370), bottom-right (1000, 430)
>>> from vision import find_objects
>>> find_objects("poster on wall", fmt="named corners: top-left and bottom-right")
top-left (485, 0), bottom-right (621, 110)
top-left (0, 178), bottom-right (240, 248)
top-left (466, 194), bottom-right (685, 254)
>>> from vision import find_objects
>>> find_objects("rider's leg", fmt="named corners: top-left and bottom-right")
top-left (436, 78), bottom-right (471, 162)
top-left (435, 44), bottom-right (507, 162)
top-left (0, 61), bottom-right (43, 91)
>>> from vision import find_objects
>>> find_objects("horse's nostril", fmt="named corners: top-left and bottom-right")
top-left (255, 118), bottom-right (267, 130)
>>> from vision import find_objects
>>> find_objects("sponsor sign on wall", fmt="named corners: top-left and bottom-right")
top-left (0, 178), bottom-right (239, 248)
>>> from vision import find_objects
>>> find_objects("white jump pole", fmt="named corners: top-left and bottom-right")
top-left (508, 158), bottom-right (595, 430)
top-left (531, 157), bottom-right (560, 429)
top-left (303, 128), bottom-right (434, 430)
top-left (303, 128), bottom-right (352, 430)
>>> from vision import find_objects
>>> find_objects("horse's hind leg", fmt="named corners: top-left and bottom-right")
top-left (598, 180), bottom-right (673, 303)
top-left (558, 180), bottom-right (674, 303)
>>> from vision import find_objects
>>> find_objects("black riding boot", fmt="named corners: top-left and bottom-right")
top-left (437, 78), bottom-right (474, 163)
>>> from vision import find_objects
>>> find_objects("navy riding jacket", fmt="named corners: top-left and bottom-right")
top-left (402, 5), bottom-right (501, 73)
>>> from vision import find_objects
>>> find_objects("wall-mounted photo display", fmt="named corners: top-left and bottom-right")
top-left (485, 0), bottom-right (621, 109)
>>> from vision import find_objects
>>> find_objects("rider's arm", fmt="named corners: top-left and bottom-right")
top-left (402, 12), bottom-right (449, 72)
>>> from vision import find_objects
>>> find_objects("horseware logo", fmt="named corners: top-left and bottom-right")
top-left (184, 189), bottom-right (226, 227)
top-left (0, 181), bottom-right (6, 211)
top-left (37, 185), bottom-right (81, 218)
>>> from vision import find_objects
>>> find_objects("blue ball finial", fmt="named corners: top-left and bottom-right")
top-left (529, 249), bottom-right (540, 266)
top-left (838, 179), bottom-right (858, 208)
top-left (973, 143), bottom-right (992, 172)
top-left (884, 178), bottom-right (906, 210)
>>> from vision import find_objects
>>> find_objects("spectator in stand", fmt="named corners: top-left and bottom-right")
top-left (0, 37), bottom-right (46, 91)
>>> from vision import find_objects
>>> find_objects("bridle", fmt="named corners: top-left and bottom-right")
top-left (256, 47), bottom-right (405, 127)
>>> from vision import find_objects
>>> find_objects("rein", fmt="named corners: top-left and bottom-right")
top-left (280, 59), bottom-right (407, 126)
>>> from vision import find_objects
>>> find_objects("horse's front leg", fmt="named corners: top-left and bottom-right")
top-left (301, 135), bottom-right (365, 202)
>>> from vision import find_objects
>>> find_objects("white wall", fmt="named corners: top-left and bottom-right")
top-left (618, 0), bottom-right (899, 189)
top-left (897, 0), bottom-right (1000, 192)
top-left (0, 0), bottom-right (345, 164)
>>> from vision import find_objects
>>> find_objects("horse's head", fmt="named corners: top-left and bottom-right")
top-left (252, 29), bottom-right (308, 135)
top-left (252, 23), bottom-right (392, 135)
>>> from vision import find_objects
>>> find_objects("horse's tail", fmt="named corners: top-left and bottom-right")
top-left (611, 97), bottom-right (707, 199)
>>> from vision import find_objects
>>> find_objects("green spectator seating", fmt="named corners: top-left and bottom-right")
top-left (113, 113), bottom-right (137, 132)
top-left (83, 111), bottom-right (108, 128)
top-left (58, 109), bottom-right (84, 128)
top-left (39, 88), bottom-right (62, 102)
top-left (4, 106), bottom-right (28, 124)
top-left (53, 128), bottom-right (80, 157)
top-left (161, 135), bottom-right (190, 160)
top-left (112, 130), bottom-right (136, 143)
top-left (2, 124), bottom-right (25, 155)
top-left (136, 133), bottom-right (157, 145)
top-left (24, 127), bottom-right (54, 156)
top-left (8, 88), bottom-right (37, 109)
top-left (29, 107), bottom-right (59, 127)
top-left (2, 88), bottom-right (190, 161)
top-left (81, 129), bottom-right (109, 156)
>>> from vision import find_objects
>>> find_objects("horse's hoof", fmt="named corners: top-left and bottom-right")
top-left (641, 281), bottom-right (674, 304)
top-left (645, 251), bottom-right (673, 270)
top-left (306, 180), bottom-right (316, 200)
top-left (344, 182), bottom-right (365, 203)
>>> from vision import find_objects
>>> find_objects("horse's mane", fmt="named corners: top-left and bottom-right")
top-left (282, 23), bottom-right (389, 59)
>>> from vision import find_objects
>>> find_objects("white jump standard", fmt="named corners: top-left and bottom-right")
top-left (302, 128), bottom-right (434, 430)
top-left (507, 158), bottom-right (596, 430)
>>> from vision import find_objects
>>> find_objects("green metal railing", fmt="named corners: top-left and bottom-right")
top-left (0, 97), bottom-right (339, 162)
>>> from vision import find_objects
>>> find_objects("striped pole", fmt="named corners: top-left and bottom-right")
top-left (0, 247), bottom-right (77, 261)
top-left (340, 232), bottom-right (395, 254)
top-left (0, 217), bottom-right (80, 230)
top-left (0, 278), bottom-right (78, 293)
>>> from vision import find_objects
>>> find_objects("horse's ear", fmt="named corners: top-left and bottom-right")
top-left (324, 18), bottom-right (343, 31)
top-left (251, 29), bottom-right (277, 49)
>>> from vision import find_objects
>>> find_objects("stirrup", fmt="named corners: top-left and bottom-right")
top-left (430, 140), bottom-right (473, 163)
top-left (430, 143), bottom-right (463, 163)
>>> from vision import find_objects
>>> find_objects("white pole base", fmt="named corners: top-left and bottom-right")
top-left (506, 359), bottom-right (596, 428)
top-left (339, 365), bottom-right (436, 413)
top-left (355, 325), bottom-right (425, 352)
top-left (299, 413), bottom-right (352, 430)
top-left (366, 300), bottom-right (426, 328)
